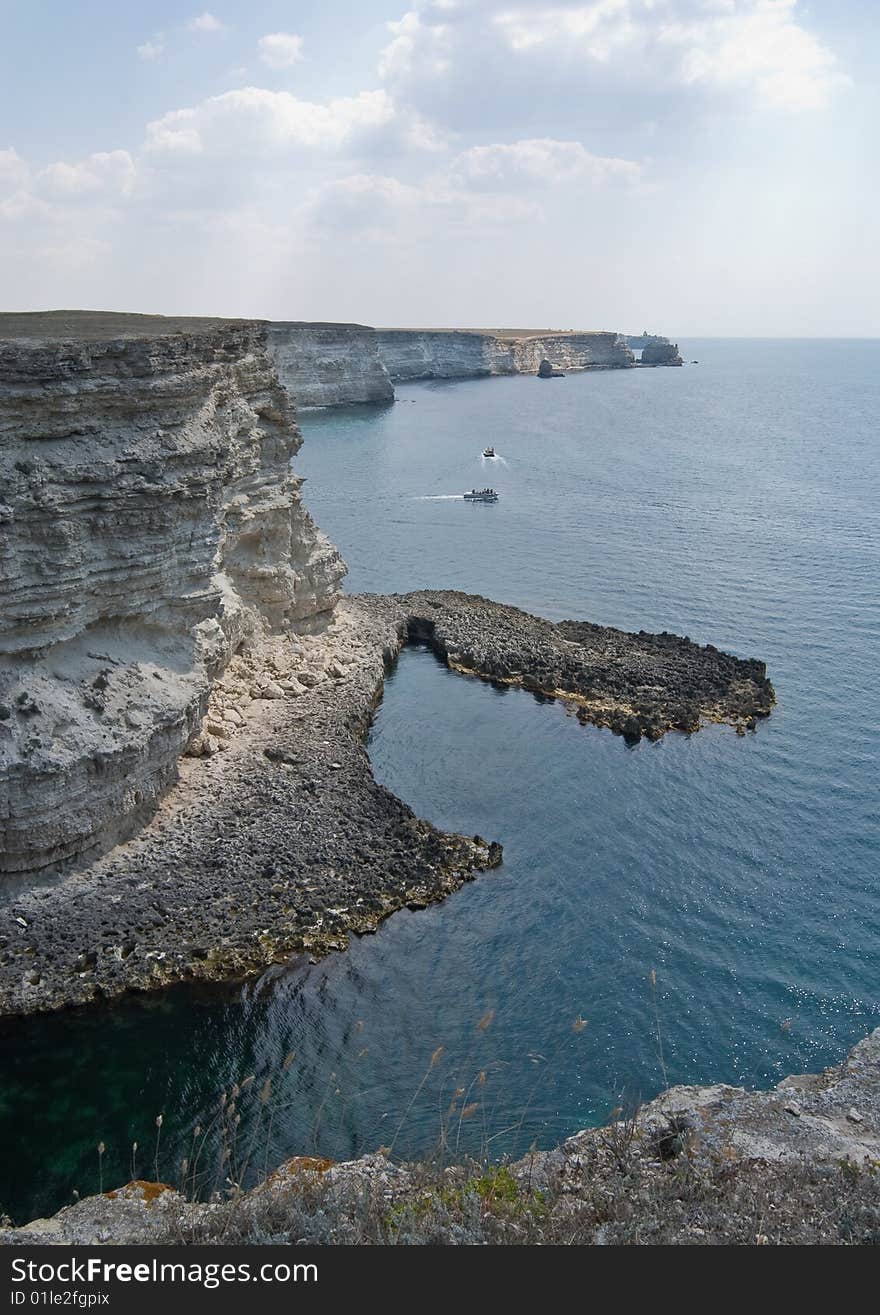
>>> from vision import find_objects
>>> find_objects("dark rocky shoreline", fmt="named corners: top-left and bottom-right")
top-left (0, 591), bottom-right (774, 1019)
top-left (402, 590), bottom-right (774, 739)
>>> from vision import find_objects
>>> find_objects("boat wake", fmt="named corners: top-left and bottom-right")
top-left (413, 494), bottom-right (466, 500)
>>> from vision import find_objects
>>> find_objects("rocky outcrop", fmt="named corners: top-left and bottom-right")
top-left (265, 321), bottom-right (393, 408)
top-left (508, 331), bottom-right (631, 373)
top-left (625, 332), bottom-right (667, 349)
top-left (639, 338), bottom-right (683, 366)
top-left (0, 311), bottom-right (346, 876)
top-left (376, 329), bottom-right (633, 382)
top-left (0, 589), bottom-right (771, 1017)
top-left (537, 358), bottom-right (564, 378)
top-left (408, 590), bottom-right (774, 741)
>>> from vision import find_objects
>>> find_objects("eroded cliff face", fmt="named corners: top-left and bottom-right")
top-left (0, 313), bottom-right (345, 875)
top-left (375, 330), bottom-right (499, 381)
top-left (507, 331), bottom-right (632, 373)
top-left (266, 321), bottom-right (393, 407)
top-left (375, 328), bottom-right (633, 381)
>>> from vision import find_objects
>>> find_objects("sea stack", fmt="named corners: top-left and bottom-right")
top-left (640, 339), bottom-right (683, 366)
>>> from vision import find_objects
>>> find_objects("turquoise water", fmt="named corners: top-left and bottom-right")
top-left (1, 340), bottom-right (878, 1223)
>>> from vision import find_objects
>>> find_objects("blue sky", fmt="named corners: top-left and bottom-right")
top-left (1, 2), bottom-right (876, 333)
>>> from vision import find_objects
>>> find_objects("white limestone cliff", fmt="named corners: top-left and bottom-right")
top-left (375, 328), bottom-right (633, 381)
top-left (0, 312), bottom-right (346, 875)
top-left (266, 321), bottom-right (393, 407)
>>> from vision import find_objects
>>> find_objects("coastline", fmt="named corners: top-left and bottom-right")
top-left (0, 590), bottom-right (773, 1020)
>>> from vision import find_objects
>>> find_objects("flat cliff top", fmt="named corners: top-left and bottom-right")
top-left (0, 313), bottom-right (618, 345)
top-left (378, 327), bottom-right (613, 337)
top-left (0, 309), bottom-right (260, 343)
top-left (267, 320), bottom-right (375, 331)
top-left (0, 311), bottom-right (374, 344)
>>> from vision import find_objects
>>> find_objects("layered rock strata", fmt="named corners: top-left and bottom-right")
top-left (0, 590), bottom-right (772, 1018)
top-left (0, 311), bottom-right (345, 875)
top-left (5, 1027), bottom-right (877, 1243)
top-left (375, 329), bottom-right (633, 382)
top-left (265, 321), bottom-right (393, 407)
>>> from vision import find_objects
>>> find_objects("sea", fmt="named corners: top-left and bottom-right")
top-left (1, 338), bottom-right (878, 1223)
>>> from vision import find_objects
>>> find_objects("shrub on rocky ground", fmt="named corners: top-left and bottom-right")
top-left (155, 1150), bottom-right (880, 1247)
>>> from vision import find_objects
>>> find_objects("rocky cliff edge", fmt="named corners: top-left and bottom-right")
top-left (0, 312), bottom-right (346, 875)
top-left (4, 1028), bottom-right (877, 1244)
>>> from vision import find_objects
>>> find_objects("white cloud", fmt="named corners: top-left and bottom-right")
top-left (137, 36), bottom-right (165, 61)
top-left (0, 190), bottom-right (58, 224)
top-left (143, 110), bottom-right (203, 156)
top-left (308, 170), bottom-right (538, 241)
top-left (664, 5), bottom-right (848, 111)
top-left (309, 173), bottom-right (424, 238)
top-left (0, 0), bottom-right (868, 330)
top-left (37, 237), bottom-right (110, 272)
top-left (305, 134), bottom-right (640, 244)
top-left (258, 32), bottom-right (305, 70)
top-left (451, 138), bottom-right (641, 189)
top-left (187, 12), bottom-right (226, 34)
top-left (38, 151), bottom-right (136, 200)
top-left (144, 88), bottom-right (400, 159)
top-left (495, 0), bottom-right (636, 59)
top-left (380, 10), bottom-right (450, 81)
top-left (0, 147), bottom-right (136, 235)
top-left (139, 13), bottom-right (225, 61)
top-left (381, 0), bottom-right (847, 117)
top-left (0, 147), bottom-right (27, 191)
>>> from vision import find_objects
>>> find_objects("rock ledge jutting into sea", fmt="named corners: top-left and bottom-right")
top-left (0, 580), bottom-right (773, 1018)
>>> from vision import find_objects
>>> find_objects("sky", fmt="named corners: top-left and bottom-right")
top-left (0, 1), bottom-right (876, 334)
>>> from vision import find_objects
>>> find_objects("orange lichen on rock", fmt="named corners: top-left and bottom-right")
top-left (105, 1180), bottom-right (176, 1205)
top-left (263, 1156), bottom-right (334, 1189)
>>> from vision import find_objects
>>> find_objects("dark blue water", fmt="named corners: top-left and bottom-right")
top-left (1, 340), bottom-right (878, 1224)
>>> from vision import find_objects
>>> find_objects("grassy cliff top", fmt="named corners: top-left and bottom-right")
top-left (0, 311), bottom-right (374, 343)
top-left (0, 312), bottom-right (618, 345)
top-left (0, 310), bottom-right (254, 343)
